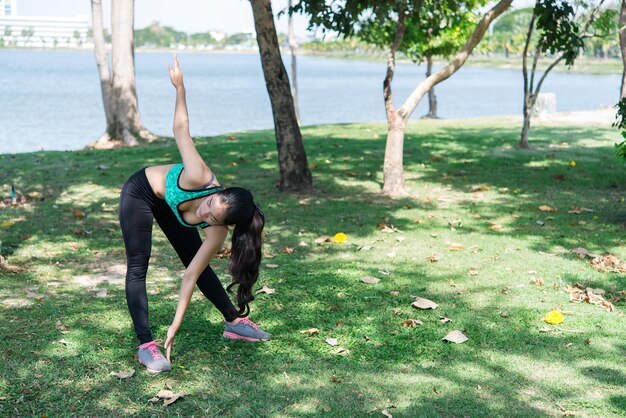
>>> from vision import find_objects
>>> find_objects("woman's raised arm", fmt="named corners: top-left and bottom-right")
top-left (168, 55), bottom-right (211, 183)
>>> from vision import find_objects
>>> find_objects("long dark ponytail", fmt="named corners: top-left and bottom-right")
top-left (220, 187), bottom-right (265, 317)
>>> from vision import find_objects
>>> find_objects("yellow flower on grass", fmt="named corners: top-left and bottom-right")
top-left (569, 160), bottom-right (576, 167)
top-left (333, 232), bottom-right (347, 243)
top-left (544, 310), bottom-right (564, 325)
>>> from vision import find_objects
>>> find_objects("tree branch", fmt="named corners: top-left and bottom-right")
top-left (383, 9), bottom-right (407, 121)
top-left (535, 54), bottom-right (564, 95)
top-left (397, 0), bottom-right (513, 122)
top-left (522, 14), bottom-right (536, 100)
top-left (529, 43), bottom-right (541, 94)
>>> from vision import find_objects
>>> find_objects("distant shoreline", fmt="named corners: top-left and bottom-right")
top-left (1, 45), bottom-right (623, 75)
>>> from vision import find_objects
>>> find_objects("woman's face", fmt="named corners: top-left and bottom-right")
top-left (196, 194), bottom-right (228, 226)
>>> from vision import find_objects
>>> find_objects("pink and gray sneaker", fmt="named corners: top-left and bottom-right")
top-left (137, 341), bottom-right (171, 373)
top-left (223, 317), bottom-right (272, 342)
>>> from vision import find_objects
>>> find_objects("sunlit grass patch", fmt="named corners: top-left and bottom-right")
top-left (0, 117), bottom-right (625, 416)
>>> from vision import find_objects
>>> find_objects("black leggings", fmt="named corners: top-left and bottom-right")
top-left (119, 168), bottom-right (239, 345)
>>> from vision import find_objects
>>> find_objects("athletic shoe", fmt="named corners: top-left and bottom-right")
top-left (223, 317), bottom-right (272, 342)
top-left (137, 341), bottom-right (171, 373)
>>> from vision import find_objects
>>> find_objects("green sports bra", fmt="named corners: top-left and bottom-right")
top-left (164, 164), bottom-right (223, 229)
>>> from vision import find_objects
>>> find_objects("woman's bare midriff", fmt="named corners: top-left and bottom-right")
top-left (145, 165), bottom-right (174, 199)
top-left (144, 164), bottom-right (221, 226)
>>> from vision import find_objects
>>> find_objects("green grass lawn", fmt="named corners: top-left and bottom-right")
top-left (0, 117), bottom-right (625, 417)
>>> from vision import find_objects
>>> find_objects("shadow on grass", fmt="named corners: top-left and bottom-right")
top-left (1, 119), bottom-right (625, 415)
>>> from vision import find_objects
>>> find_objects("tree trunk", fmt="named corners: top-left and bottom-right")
top-left (103, 0), bottom-right (156, 147)
top-left (381, 10), bottom-right (407, 196)
top-left (90, 0), bottom-right (113, 142)
top-left (423, 55), bottom-right (438, 119)
top-left (519, 95), bottom-right (533, 149)
top-left (287, 0), bottom-right (301, 125)
top-left (250, 0), bottom-right (311, 191)
top-left (383, 117), bottom-right (406, 195)
top-left (381, 0), bottom-right (511, 196)
top-left (619, 0), bottom-right (626, 99)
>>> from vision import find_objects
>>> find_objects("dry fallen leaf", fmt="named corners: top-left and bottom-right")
top-left (299, 328), bottom-right (320, 337)
top-left (382, 409), bottom-right (393, 418)
top-left (72, 209), bottom-right (86, 218)
top-left (448, 243), bottom-right (465, 251)
top-left (149, 389), bottom-right (184, 406)
top-left (332, 347), bottom-right (350, 356)
top-left (427, 253), bottom-right (440, 262)
top-left (534, 277), bottom-right (545, 286)
top-left (568, 207), bottom-right (593, 214)
top-left (488, 224), bottom-right (504, 231)
top-left (325, 338), bottom-right (338, 346)
top-left (472, 184), bottom-right (491, 192)
top-left (591, 255), bottom-right (626, 273)
top-left (256, 286), bottom-right (275, 295)
top-left (164, 393), bottom-right (183, 406)
top-left (411, 297), bottom-right (439, 310)
top-left (439, 317), bottom-right (452, 324)
top-left (403, 319), bottom-right (423, 328)
top-left (265, 264), bottom-right (279, 269)
top-left (315, 236), bottom-right (333, 244)
top-left (468, 269), bottom-right (478, 276)
top-left (390, 290), bottom-right (400, 296)
top-left (567, 285), bottom-right (616, 312)
top-left (112, 369), bottom-right (135, 379)
top-left (538, 205), bottom-right (557, 212)
top-left (442, 330), bottom-right (468, 344)
top-left (360, 276), bottom-right (380, 284)
top-left (378, 223), bottom-right (399, 233)
top-left (283, 247), bottom-right (294, 254)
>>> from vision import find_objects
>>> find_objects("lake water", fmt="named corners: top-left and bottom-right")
top-left (0, 49), bottom-right (621, 154)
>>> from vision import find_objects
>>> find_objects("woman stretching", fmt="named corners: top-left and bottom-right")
top-left (119, 55), bottom-right (270, 373)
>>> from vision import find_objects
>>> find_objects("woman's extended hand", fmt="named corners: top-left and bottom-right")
top-left (164, 325), bottom-right (178, 362)
top-left (168, 54), bottom-right (184, 89)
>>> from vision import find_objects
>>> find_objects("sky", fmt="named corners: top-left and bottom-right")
top-left (15, 0), bottom-right (535, 36)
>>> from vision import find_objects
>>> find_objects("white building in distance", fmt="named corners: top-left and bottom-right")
top-left (0, 0), bottom-right (91, 48)
top-left (0, 0), bottom-right (17, 17)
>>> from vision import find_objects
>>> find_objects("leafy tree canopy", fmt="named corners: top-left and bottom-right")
top-left (292, 0), bottom-right (489, 61)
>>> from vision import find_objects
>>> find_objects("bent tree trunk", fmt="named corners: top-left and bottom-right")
top-left (91, 0), bottom-right (112, 140)
top-left (95, 0), bottom-right (156, 148)
top-left (424, 55), bottom-right (438, 119)
top-left (382, 0), bottom-right (512, 196)
top-left (250, 0), bottom-right (312, 191)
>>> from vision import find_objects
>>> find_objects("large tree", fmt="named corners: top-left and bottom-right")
top-left (295, 0), bottom-right (512, 196)
top-left (250, 0), bottom-right (312, 191)
top-left (91, 0), bottom-right (157, 148)
top-left (519, 0), bottom-right (615, 149)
